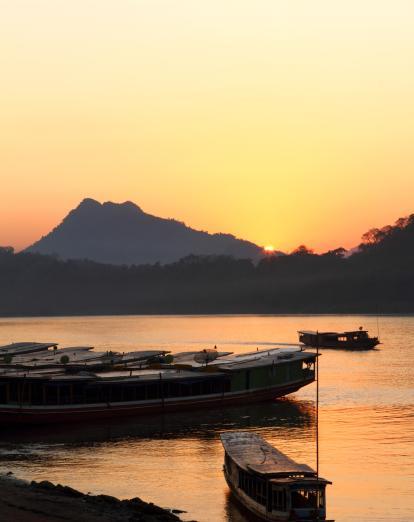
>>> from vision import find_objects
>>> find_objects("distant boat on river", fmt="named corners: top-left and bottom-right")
top-left (298, 328), bottom-right (379, 350)
top-left (0, 345), bottom-right (317, 425)
top-left (221, 432), bottom-right (332, 521)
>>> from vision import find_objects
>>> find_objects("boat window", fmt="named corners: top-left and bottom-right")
top-left (146, 384), bottom-right (159, 399)
top-left (272, 488), bottom-right (287, 511)
top-left (291, 488), bottom-right (324, 509)
top-left (0, 383), bottom-right (7, 403)
top-left (319, 490), bottom-right (325, 507)
top-left (0, 375), bottom-right (232, 407)
top-left (302, 361), bottom-right (314, 372)
top-left (9, 382), bottom-right (20, 403)
top-left (58, 384), bottom-right (73, 404)
top-left (238, 469), bottom-right (267, 507)
top-left (135, 385), bottom-right (146, 400)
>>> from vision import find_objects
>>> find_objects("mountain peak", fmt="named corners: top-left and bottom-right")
top-left (102, 200), bottom-right (143, 213)
top-left (76, 199), bottom-right (144, 214)
top-left (26, 198), bottom-right (263, 265)
top-left (77, 198), bottom-right (101, 210)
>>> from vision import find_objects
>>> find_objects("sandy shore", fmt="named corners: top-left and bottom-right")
top-left (0, 473), bottom-right (189, 522)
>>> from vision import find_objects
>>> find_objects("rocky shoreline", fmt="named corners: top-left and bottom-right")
top-left (0, 474), bottom-right (189, 522)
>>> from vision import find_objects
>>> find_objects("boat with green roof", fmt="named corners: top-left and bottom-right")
top-left (0, 344), bottom-right (317, 425)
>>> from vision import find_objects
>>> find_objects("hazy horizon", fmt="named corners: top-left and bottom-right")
top-left (6, 196), bottom-right (412, 255)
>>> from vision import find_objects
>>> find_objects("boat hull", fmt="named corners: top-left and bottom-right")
top-left (223, 456), bottom-right (330, 522)
top-left (0, 378), bottom-right (313, 426)
top-left (298, 332), bottom-right (379, 350)
top-left (301, 340), bottom-right (378, 350)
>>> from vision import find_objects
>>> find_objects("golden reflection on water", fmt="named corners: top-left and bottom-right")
top-left (0, 315), bottom-right (413, 522)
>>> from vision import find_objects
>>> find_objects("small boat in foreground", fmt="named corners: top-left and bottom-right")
top-left (221, 432), bottom-right (332, 521)
top-left (298, 328), bottom-right (379, 350)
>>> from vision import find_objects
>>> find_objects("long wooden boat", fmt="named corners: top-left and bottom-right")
top-left (298, 329), bottom-right (379, 350)
top-left (1, 348), bottom-right (169, 371)
top-left (0, 342), bottom-right (58, 356)
top-left (221, 432), bottom-right (332, 521)
top-left (0, 347), bottom-right (317, 425)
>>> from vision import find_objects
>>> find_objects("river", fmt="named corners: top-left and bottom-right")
top-left (0, 315), bottom-right (413, 522)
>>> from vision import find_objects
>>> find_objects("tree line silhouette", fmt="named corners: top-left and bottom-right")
top-left (1, 212), bottom-right (414, 315)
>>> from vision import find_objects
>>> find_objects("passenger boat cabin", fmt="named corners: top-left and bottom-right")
top-left (298, 329), bottom-right (379, 350)
top-left (0, 371), bottom-right (231, 407)
top-left (0, 347), bottom-right (317, 425)
top-left (221, 432), bottom-right (332, 521)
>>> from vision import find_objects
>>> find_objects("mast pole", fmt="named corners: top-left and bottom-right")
top-left (316, 331), bottom-right (319, 520)
top-left (376, 305), bottom-right (381, 340)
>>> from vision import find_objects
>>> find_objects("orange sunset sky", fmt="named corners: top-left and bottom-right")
top-left (1, 1), bottom-right (414, 253)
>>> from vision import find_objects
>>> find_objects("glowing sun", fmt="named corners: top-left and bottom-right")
top-left (264, 245), bottom-right (275, 253)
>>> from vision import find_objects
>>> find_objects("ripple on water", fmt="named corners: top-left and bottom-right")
top-left (0, 314), bottom-right (413, 522)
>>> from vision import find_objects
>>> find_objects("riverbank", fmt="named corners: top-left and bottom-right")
top-left (0, 474), bottom-right (187, 522)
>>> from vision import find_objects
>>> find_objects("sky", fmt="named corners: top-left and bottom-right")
top-left (1, 1), bottom-right (414, 253)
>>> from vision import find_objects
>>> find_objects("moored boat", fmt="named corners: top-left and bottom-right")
top-left (0, 342), bottom-right (58, 356)
top-left (298, 328), bottom-right (379, 350)
top-left (0, 346), bottom-right (317, 425)
top-left (221, 432), bottom-right (332, 521)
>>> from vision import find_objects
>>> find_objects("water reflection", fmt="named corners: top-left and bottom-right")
top-left (0, 398), bottom-right (313, 447)
top-left (0, 314), bottom-right (413, 521)
top-left (0, 399), bottom-right (315, 522)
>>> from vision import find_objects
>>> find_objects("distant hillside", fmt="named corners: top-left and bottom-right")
top-left (2, 211), bottom-right (414, 315)
top-left (356, 213), bottom-right (414, 264)
top-left (26, 198), bottom-right (267, 265)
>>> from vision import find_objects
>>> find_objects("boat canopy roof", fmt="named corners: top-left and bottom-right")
top-left (221, 432), bottom-right (316, 478)
top-left (298, 330), bottom-right (368, 336)
top-left (0, 345), bottom-right (317, 382)
top-left (214, 348), bottom-right (315, 372)
top-left (0, 342), bottom-right (58, 353)
top-left (269, 476), bottom-right (332, 486)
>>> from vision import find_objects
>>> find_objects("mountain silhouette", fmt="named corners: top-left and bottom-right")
top-left (26, 198), bottom-right (267, 265)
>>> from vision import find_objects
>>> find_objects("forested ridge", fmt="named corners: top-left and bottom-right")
top-left (2, 213), bottom-right (414, 315)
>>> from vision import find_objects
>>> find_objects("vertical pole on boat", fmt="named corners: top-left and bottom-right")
top-left (376, 306), bottom-right (381, 340)
top-left (159, 372), bottom-right (164, 410)
top-left (316, 331), bottom-right (319, 521)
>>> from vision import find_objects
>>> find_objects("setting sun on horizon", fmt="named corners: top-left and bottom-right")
top-left (1, 1), bottom-right (414, 253)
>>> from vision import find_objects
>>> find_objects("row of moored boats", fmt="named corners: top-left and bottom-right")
top-left (0, 327), bottom-right (379, 521)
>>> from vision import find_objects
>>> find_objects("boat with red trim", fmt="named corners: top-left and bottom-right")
top-left (0, 345), bottom-right (316, 425)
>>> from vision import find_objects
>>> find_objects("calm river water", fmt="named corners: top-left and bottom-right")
top-left (0, 315), bottom-right (413, 522)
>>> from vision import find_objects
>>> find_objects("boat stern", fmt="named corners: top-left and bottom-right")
top-left (287, 478), bottom-right (331, 521)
